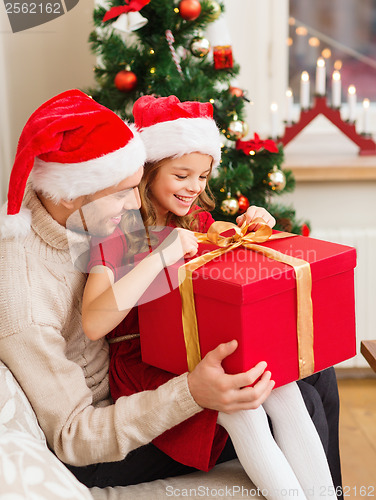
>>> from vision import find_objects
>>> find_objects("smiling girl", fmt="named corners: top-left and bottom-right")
top-left (81, 95), bottom-right (334, 499)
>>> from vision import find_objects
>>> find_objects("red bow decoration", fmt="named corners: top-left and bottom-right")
top-left (103, 0), bottom-right (150, 23)
top-left (236, 133), bottom-right (279, 154)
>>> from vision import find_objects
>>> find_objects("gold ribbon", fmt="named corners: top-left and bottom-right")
top-left (178, 219), bottom-right (314, 379)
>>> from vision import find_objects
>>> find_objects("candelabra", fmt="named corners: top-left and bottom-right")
top-left (280, 96), bottom-right (376, 156)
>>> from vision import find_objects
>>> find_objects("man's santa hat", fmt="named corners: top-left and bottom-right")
top-left (132, 95), bottom-right (221, 168)
top-left (0, 89), bottom-right (145, 239)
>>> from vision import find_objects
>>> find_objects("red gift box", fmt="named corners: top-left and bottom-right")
top-left (138, 231), bottom-right (357, 388)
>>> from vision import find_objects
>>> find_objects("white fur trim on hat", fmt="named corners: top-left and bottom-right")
top-left (30, 131), bottom-right (146, 202)
top-left (140, 117), bottom-right (221, 168)
top-left (0, 205), bottom-right (32, 239)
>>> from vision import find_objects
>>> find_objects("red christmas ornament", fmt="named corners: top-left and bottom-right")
top-left (178, 0), bottom-right (201, 21)
top-left (229, 86), bottom-right (243, 98)
top-left (213, 45), bottom-right (233, 70)
top-left (301, 223), bottom-right (310, 237)
top-left (114, 70), bottom-right (138, 92)
top-left (237, 194), bottom-right (250, 214)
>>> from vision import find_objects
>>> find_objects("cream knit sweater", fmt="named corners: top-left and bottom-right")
top-left (0, 184), bottom-right (201, 466)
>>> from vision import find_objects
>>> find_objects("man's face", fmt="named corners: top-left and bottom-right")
top-left (66, 166), bottom-right (143, 237)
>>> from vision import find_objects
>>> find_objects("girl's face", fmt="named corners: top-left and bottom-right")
top-left (149, 153), bottom-right (212, 225)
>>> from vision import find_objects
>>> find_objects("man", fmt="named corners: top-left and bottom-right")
top-left (0, 90), bottom-right (342, 495)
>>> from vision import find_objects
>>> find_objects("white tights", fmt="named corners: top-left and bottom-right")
top-left (217, 382), bottom-right (334, 500)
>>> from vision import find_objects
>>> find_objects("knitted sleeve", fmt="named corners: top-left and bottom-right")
top-left (0, 241), bottom-right (202, 466)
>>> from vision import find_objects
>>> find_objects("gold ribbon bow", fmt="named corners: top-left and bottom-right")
top-left (178, 219), bottom-right (314, 378)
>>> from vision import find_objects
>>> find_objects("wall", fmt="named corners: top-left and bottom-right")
top-left (0, 0), bottom-right (96, 202)
top-left (224, 0), bottom-right (288, 137)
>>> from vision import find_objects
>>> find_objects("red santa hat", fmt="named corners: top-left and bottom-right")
top-left (132, 95), bottom-right (221, 168)
top-left (0, 89), bottom-right (146, 239)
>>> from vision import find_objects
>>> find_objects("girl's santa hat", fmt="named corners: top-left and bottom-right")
top-left (133, 95), bottom-right (221, 168)
top-left (0, 89), bottom-right (145, 239)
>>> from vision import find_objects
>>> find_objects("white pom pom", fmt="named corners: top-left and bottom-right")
top-left (0, 207), bottom-right (32, 239)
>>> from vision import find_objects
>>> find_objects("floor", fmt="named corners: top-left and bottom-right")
top-left (337, 376), bottom-right (376, 498)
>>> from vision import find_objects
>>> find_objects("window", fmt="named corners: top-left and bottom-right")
top-left (289, 0), bottom-right (376, 103)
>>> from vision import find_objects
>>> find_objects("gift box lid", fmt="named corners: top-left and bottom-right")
top-left (188, 233), bottom-right (357, 305)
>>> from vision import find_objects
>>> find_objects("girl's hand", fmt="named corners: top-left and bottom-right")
top-left (236, 206), bottom-right (276, 231)
top-left (156, 227), bottom-right (198, 267)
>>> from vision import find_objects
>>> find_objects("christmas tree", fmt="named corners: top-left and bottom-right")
top-left (88, 0), bottom-right (309, 234)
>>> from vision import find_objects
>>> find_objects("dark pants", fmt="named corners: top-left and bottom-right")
top-left (66, 368), bottom-right (342, 498)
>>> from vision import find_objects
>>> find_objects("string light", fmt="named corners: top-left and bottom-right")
top-left (296, 26), bottom-right (307, 36)
top-left (309, 37), bottom-right (320, 47)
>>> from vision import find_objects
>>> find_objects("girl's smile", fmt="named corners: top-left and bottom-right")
top-left (149, 153), bottom-right (212, 225)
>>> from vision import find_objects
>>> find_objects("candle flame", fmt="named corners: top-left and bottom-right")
top-left (270, 102), bottom-right (278, 112)
top-left (332, 71), bottom-right (341, 81)
top-left (348, 85), bottom-right (356, 95)
top-left (301, 71), bottom-right (309, 82)
top-left (286, 88), bottom-right (293, 97)
top-left (363, 98), bottom-right (370, 109)
top-left (317, 58), bottom-right (325, 68)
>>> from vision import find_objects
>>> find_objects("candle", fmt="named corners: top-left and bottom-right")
top-left (315, 57), bottom-right (326, 96)
top-left (362, 98), bottom-right (370, 134)
top-left (286, 88), bottom-right (293, 125)
top-left (347, 85), bottom-right (357, 122)
top-left (270, 102), bottom-right (279, 139)
top-left (332, 71), bottom-right (341, 108)
top-left (300, 71), bottom-right (310, 109)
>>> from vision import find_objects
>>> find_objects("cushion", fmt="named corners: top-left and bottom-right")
top-left (0, 360), bottom-right (93, 499)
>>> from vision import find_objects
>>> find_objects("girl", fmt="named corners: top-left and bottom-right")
top-left (82, 95), bottom-right (334, 500)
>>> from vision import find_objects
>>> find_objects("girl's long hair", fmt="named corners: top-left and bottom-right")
top-left (121, 156), bottom-right (216, 257)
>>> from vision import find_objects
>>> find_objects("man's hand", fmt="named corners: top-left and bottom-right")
top-left (187, 340), bottom-right (275, 414)
top-left (236, 205), bottom-right (276, 231)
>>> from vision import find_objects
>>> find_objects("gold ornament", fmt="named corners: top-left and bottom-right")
top-left (268, 165), bottom-right (286, 191)
top-left (207, 0), bottom-right (221, 21)
top-left (220, 192), bottom-right (239, 215)
top-left (190, 36), bottom-right (211, 57)
top-left (227, 119), bottom-right (248, 140)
